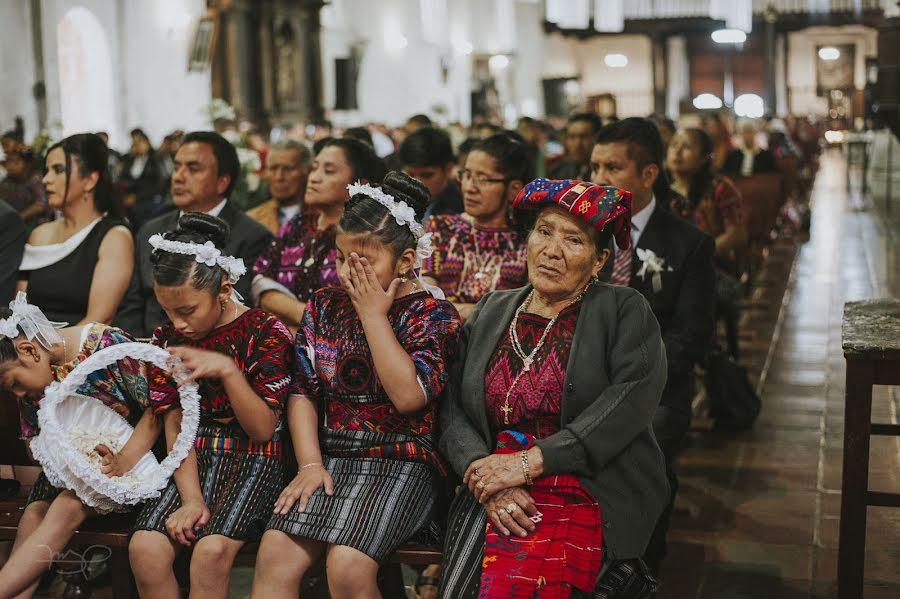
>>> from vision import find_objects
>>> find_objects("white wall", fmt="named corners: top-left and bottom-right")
top-left (0, 2), bottom-right (39, 140)
top-left (575, 35), bottom-right (654, 117)
top-left (786, 25), bottom-right (877, 116)
top-left (0, 0), bottom-right (210, 152)
top-left (320, 0), bottom-right (475, 126)
top-left (120, 0), bottom-right (211, 146)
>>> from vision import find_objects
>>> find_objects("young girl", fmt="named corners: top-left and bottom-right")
top-left (0, 293), bottom-right (159, 599)
top-left (128, 213), bottom-right (293, 599)
top-left (250, 172), bottom-right (462, 599)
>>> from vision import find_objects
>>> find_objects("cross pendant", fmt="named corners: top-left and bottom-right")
top-left (501, 402), bottom-right (513, 424)
top-left (523, 357), bottom-right (532, 372)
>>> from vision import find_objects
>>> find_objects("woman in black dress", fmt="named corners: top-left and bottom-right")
top-left (18, 133), bottom-right (134, 326)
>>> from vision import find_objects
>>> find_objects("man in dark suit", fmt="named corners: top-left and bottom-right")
top-left (0, 201), bottom-right (26, 304)
top-left (592, 118), bottom-right (715, 575)
top-left (115, 131), bottom-right (272, 338)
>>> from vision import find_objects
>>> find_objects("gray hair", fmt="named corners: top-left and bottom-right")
top-left (269, 139), bottom-right (313, 166)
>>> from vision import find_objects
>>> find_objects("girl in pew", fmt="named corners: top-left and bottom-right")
top-left (0, 293), bottom-right (160, 599)
top-left (250, 172), bottom-right (461, 599)
top-left (128, 213), bottom-right (294, 598)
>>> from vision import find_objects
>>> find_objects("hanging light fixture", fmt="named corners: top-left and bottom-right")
top-left (818, 46), bottom-right (841, 61)
top-left (712, 29), bottom-right (747, 44)
top-left (604, 53), bottom-right (628, 68)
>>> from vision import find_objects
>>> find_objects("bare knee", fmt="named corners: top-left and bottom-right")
top-left (190, 536), bottom-right (240, 576)
top-left (129, 531), bottom-right (175, 580)
top-left (17, 502), bottom-right (49, 534)
top-left (326, 546), bottom-right (378, 597)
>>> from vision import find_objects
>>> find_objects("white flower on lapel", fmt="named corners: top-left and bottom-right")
top-left (636, 248), bottom-right (673, 293)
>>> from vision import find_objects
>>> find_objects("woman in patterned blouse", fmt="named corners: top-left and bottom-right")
top-left (251, 172), bottom-right (461, 598)
top-left (129, 213), bottom-right (294, 598)
top-left (666, 127), bottom-right (748, 269)
top-left (251, 138), bottom-right (386, 332)
top-left (422, 133), bottom-right (533, 321)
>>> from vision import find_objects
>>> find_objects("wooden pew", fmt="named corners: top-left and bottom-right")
top-left (731, 172), bottom-right (784, 268)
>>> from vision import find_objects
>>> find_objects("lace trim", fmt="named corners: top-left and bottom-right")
top-left (34, 342), bottom-right (201, 513)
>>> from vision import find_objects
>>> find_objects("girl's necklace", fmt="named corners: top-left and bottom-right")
top-left (501, 287), bottom-right (586, 424)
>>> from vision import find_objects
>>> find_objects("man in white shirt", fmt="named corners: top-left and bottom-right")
top-left (116, 132), bottom-right (272, 337)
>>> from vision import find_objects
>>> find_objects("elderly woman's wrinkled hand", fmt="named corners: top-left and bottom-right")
top-left (465, 453), bottom-right (527, 503)
top-left (485, 488), bottom-right (539, 537)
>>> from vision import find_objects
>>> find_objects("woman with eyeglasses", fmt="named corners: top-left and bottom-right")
top-left (421, 133), bottom-right (532, 322)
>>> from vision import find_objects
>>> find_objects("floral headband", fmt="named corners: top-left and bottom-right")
top-left (148, 235), bottom-right (247, 285)
top-left (346, 182), bottom-right (443, 299)
top-left (0, 292), bottom-right (66, 350)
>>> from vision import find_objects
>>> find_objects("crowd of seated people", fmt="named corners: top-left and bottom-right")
top-left (0, 109), bottom-right (818, 599)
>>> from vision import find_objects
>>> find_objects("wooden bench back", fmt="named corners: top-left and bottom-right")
top-left (731, 173), bottom-right (783, 248)
top-left (0, 393), bottom-right (30, 466)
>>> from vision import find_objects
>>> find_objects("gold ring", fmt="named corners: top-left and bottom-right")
top-left (505, 503), bottom-right (518, 514)
top-left (476, 481), bottom-right (485, 489)
top-left (474, 468), bottom-right (481, 476)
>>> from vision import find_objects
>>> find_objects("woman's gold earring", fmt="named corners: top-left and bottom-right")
top-left (399, 275), bottom-right (409, 283)
top-left (220, 299), bottom-right (227, 312)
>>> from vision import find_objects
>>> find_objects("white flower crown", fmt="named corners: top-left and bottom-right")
top-left (148, 235), bottom-right (247, 285)
top-left (346, 182), bottom-right (433, 269)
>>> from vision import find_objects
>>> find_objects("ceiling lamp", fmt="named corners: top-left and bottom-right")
top-left (489, 54), bottom-right (510, 70)
top-left (734, 94), bottom-right (765, 118)
top-left (712, 29), bottom-right (747, 44)
top-left (604, 54), bottom-right (628, 68)
top-left (693, 94), bottom-right (724, 110)
top-left (818, 46), bottom-right (840, 61)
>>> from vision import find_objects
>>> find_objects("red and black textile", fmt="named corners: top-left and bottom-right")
top-left (148, 308), bottom-right (294, 432)
top-left (479, 431), bottom-right (603, 599)
top-left (512, 179), bottom-right (633, 251)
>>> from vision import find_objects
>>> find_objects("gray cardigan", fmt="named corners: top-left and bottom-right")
top-left (439, 282), bottom-right (669, 560)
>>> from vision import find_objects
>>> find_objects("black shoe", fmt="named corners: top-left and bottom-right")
top-left (0, 478), bottom-right (20, 499)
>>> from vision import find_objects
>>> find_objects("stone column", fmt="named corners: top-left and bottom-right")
top-left (651, 33), bottom-right (668, 116)
top-left (764, 6), bottom-right (778, 115)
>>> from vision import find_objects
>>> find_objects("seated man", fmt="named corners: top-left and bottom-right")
top-left (723, 119), bottom-right (778, 177)
top-left (547, 112), bottom-right (601, 181)
top-left (247, 140), bottom-right (312, 237)
top-left (593, 117), bottom-right (715, 576)
top-left (399, 127), bottom-right (463, 221)
top-left (116, 131), bottom-right (272, 338)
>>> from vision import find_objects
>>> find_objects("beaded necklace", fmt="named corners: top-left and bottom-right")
top-left (501, 285), bottom-right (587, 424)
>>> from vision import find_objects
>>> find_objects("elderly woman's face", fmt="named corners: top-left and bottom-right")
top-left (526, 207), bottom-right (605, 299)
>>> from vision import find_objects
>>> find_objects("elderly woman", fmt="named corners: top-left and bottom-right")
top-left (439, 179), bottom-right (668, 598)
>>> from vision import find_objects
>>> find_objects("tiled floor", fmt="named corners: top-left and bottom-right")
top-left (659, 150), bottom-right (900, 599)
top-left (18, 150), bottom-right (900, 597)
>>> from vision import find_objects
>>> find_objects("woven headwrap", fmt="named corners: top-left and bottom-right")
top-left (512, 179), bottom-right (633, 250)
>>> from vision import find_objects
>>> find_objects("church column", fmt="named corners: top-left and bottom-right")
top-left (651, 33), bottom-right (667, 116)
top-left (297, 0), bottom-right (325, 122)
top-left (764, 6), bottom-right (778, 115)
top-left (29, 0), bottom-right (47, 131)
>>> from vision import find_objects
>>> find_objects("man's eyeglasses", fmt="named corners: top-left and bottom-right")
top-left (460, 170), bottom-right (507, 187)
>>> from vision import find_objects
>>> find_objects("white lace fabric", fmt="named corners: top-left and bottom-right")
top-left (32, 342), bottom-right (201, 514)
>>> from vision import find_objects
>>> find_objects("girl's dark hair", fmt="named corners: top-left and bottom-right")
top-left (681, 127), bottom-right (714, 209)
top-left (314, 137), bottom-right (387, 184)
top-left (338, 171), bottom-right (429, 259)
top-left (470, 132), bottom-right (534, 183)
top-left (150, 213), bottom-right (231, 294)
top-left (0, 308), bottom-right (16, 364)
top-left (46, 133), bottom-right (116, 214)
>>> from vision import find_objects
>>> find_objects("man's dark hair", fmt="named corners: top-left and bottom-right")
top-left (398, 127), bottom-right (454, 168)
top-left (595, 117), bottom-right (664, 171)
top-left (406, 114), bottom-right (432, 129)
top-left (181, 131), bottom-right (240, 198)
top-left (567, 112), bottom-right (602, 133)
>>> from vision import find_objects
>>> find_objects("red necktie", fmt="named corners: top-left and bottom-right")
top-left (609, 245), bottom-right (632, 287)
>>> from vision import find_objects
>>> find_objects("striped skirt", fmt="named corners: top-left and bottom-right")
top-left (440, 489), bottom-right (602, 599)
top-left (26, 472), bottom-right (64, 505)
top-left (133, 424), bottom-right (285, 542)
top-left (266, 455), bottom-right (434, 563)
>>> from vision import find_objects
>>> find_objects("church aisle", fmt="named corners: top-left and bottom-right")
top-left (659, 150), bottom-right (900, 598)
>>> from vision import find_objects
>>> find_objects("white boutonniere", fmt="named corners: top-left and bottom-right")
top-left (636, 248), bottom-right (673, 293)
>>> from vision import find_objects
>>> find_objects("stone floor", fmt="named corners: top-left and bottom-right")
top-left (658, 149), bottom-right (900, 599)
top-left (23, 149), bottom-right (900, 598)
